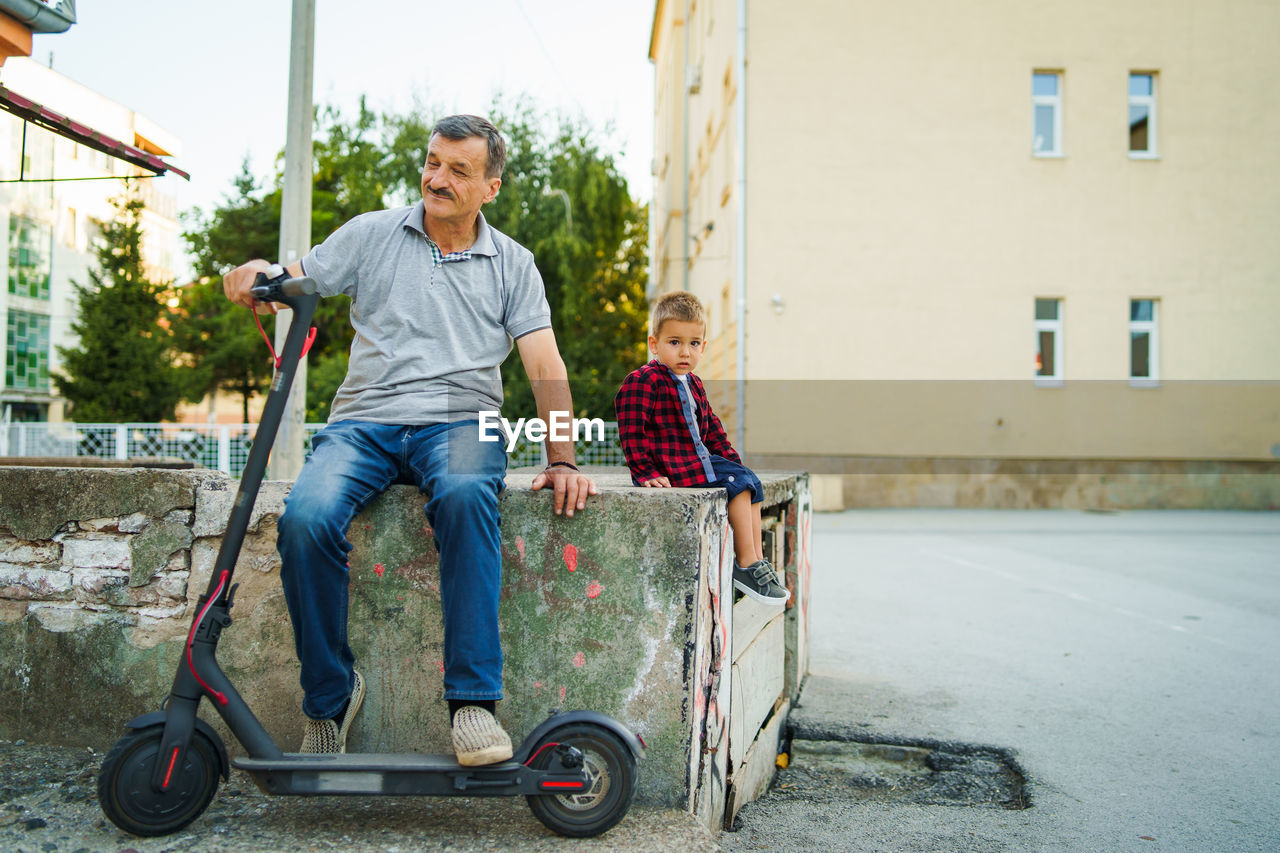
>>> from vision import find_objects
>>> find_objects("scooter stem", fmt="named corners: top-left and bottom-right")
top-left (203, 279), bottom-right (318, 602)
top-left (152, 276), bottom-right (318, 786)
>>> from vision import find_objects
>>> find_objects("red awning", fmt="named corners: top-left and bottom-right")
top-left (0, 84), bottom-right (189, 180)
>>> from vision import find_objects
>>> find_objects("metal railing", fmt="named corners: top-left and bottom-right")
top-left (1, 421), bottom-right (625, 476)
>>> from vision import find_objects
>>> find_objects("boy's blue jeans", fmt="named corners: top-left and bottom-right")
top-left (276, 419), bottom-right (507, 720)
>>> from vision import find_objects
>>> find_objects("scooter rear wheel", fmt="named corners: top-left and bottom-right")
top-left (98, 724), bottom-right (221, 837)
top-left (525, 723), bottom-right (637, 837)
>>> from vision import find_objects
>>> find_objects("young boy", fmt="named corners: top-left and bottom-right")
top-left (615, 292), bottom-right (789, 605)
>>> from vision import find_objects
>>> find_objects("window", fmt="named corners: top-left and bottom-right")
top-left (5, 309), bottom-right (51, 391)
top-left (8, 215), bottom-right (52, 299)
top-left (1130, 299), bottom-right (1159, 384)
top-left (1129, 73), bottom-right (1157, 157)
top-left (1032, 72), bottom-right (1062, 156)
top-left (1034, 298), bottom-right (1063, 383)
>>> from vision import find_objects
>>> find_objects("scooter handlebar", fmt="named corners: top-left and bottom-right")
top-left (250, 267), bottom-right (317, 302)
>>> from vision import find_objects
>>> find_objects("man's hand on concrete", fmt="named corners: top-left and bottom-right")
top-left (531, 467), bottom-right (598, 517)
top-left (642, 476), bottom-right (672, 488)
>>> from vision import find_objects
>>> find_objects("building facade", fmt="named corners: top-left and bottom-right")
top-left (0, 58), bottom-right (182, 424)
top-left (649, 0), bottom-right (1280, 505)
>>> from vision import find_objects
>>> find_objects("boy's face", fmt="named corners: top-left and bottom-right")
top-left (648, 319), bottom-right (706, 376)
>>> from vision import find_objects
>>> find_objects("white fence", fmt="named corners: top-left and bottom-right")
top-left (0, 421), bottom-right (625, 476)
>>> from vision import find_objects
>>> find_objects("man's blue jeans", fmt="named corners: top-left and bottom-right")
top-left (277, 419), bottom-right (507, 720)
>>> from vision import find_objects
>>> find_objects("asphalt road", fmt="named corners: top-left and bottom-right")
top-left (727, 509), bottom-right (1280, 853)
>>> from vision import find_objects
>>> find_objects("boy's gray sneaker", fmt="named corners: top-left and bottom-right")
top-left (733, 559), bottom-right (790, 605)
top-left (300, 670), bottom-right (365, 754)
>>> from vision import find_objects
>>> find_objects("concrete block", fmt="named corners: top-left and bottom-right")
top-left (0, 599), bottom-right (27, 622)
top-left (0, 537), bottom-right (59, 566)
top-left (128, 520), bottom-right (192, 586)
top-left (0, 566), bottom-right (72, 597)
top-left (192, 480), bottom-right (289, 538)
top-left (27, 602), bottom-right (117, 633)
top-left (118, 513), bottom-right (152, 534)
top-left (0, 465), bottom-right (814, 832)
top-left (0, 467), bottom-right (212, 540)
top-left (61, 536), bottom-right (131, 570)
top-left (72, 569), bottom-right (128, 597)
top-left (155, 573), bottom-right (189, 600)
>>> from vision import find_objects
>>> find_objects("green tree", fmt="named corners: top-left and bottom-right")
top-left (176, 99), bottom-right (648, 424)
top-left (55, 189), bottom-right (184, 422)
top-left (485, 105), bottom-right (649, 420)
top-left (175, 165), bottom-right (279, 422)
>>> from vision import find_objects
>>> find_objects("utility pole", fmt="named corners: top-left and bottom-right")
top-left (269, 0), bottom-right (315, 481)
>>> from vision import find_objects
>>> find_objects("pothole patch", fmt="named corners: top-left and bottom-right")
top-left (773, 734), bottom-right (1030, 810)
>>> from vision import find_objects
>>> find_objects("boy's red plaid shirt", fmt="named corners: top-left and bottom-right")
top-left (614, 359), bottom-right (741, 487)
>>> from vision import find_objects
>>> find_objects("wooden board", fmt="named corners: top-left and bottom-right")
top-left (733, 594), bottom-right (778, 664)
top-left (784, 488), bottom-right (813, 701)
top-left (729, 614), bottom-right (785, 766)
top-left (724, 697), bottom-right (790, 829)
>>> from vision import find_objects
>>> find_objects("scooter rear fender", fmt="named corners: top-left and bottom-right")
top-left (514, 710), bottom-right (645, 763)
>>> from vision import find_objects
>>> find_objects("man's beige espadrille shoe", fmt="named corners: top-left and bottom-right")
top-left (299, 670), bottom-right (365, 754)
top-left (451, 705), bottom-right (513, 766)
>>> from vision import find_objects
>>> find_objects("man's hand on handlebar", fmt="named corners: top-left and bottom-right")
top-left (224, 260), bottom-right (303, 313)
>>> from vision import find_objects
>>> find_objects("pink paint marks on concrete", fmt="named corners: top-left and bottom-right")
top-left (585, 580), bottom-right (603, 599)
top-left (515, 535), bottom-right (526, 561)
top-left (559, 686), bottom-right (567, 704)
top-left (437, 660), bottom-right (445, 674)
top-left (572, 651), bottom-right (585, 668)
top-left (373, 563), bottom-right (385, 578)
top-left (563, 543), bottom-right (578, 572)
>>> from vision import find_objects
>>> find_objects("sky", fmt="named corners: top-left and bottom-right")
top-left (30, 0), bottom-right (656, 242)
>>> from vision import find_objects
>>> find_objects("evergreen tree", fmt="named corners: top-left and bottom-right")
top-left (55, 189), bottom-right (184, 422)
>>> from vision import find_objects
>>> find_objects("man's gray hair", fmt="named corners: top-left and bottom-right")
top-left (431, 114), bottom-right (507, 179)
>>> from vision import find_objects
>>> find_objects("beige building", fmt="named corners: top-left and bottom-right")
top-left (0, 58), bottom-right (182, 423)
top-left (648, 0), bottom-right (1280, 507)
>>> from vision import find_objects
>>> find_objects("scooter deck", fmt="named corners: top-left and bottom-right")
top-left (232, 753), bottom-right (589, 797)
top-left (235, 752), bottom-right (508, 772)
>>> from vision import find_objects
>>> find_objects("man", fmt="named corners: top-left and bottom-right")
top-left (223, 114), bottom-right (595, 766)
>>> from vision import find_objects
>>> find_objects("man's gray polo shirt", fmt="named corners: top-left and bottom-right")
top-left (300, 202), bottom-right (551, 424)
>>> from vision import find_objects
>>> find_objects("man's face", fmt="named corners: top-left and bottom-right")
top-left (648, 319), bottom-right (706, 375)
top-left (420, 134), bottom-right (501, 226)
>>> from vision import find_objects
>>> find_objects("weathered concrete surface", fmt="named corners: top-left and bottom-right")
top-left (0, 464), bottom-right (811, 827)
top-left (0, 467), bottom-right (215, 539)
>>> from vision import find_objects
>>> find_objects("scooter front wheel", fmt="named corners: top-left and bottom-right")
top-left (98, 724), bottom-right (222, 837)
top-left (525, 723), bottom-right (637, 837)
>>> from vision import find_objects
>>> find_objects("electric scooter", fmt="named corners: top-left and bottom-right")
top-left (97, 268), bottom-right (643, 839)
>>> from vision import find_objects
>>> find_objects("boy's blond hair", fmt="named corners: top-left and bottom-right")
top-left (649, 291), bottom-right (706, 338)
